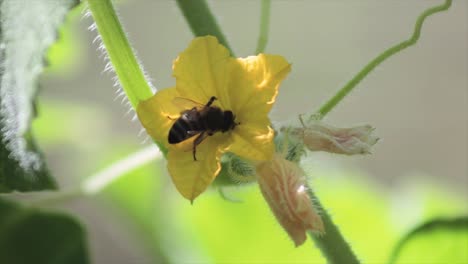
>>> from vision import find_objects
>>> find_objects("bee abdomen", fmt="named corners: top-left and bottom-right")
top-left (168, 118), bottom-right (201, 144)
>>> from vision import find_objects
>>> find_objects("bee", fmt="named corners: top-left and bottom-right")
top-left (168, 96), bottom-right (238, 161)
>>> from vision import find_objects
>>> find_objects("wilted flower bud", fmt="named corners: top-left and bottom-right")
top-left (256, 154), bottom-right (324, 247)
top-left (291, 118), bottom-right (379, 155)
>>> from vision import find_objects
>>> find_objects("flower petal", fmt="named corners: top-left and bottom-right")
top-left (229, 120), bottom-right (275, 161)
top-left (136, 87), bottom-right (180, 148)
top-left (228, 54), bottom-right (291, 123)
top-left (167, 133), bottom-right (232, 202)
top-left (256, 154), bottom-right (324, 247)
top-left (172, 36), bottom-right (232, 109)
top-left (291, 120), bottom-right (379, 155)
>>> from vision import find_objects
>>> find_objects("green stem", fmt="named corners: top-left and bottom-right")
top-left (87, 0), bottom-right (153, 108)
top-left (175, 0), bottom-right (234, 56)
top-left (81, 146), bottom-right (161, 195)
top-left (23, 146), bottom-right (161, 206)
top-left (314, 0), bottom-right (452, 119)
top-left (177, 1), bottom-right (359, 263)
top-left (307, 188), bottom-right (360, 264)
top-left (302, 1), bottom-right (453, 262)
top-left (26, 189), bottom-right (83, 207)
top-left (255, 0), bottom-right (271, 54)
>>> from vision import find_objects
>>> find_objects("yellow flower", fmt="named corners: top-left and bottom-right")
top-left (137, 36), bottom-right (291, 202)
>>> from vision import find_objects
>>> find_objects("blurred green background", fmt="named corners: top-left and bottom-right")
top-left (34, 1), bottom-right (466, 263)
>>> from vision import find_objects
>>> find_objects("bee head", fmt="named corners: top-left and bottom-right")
top-left (222, 110), bottom-right (237, 132)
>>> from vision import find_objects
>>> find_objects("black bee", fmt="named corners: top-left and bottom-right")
top-left (168, 96), bottom-right (238, 161)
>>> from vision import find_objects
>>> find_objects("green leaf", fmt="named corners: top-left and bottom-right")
top-left (0, 198), bottom-right (89, 264)
top-left (388, 217), bottom-right (468, 264)
top-left (0, 0), bottom-right (78, 192)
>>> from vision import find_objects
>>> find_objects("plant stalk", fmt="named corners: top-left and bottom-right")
top-left (307, 188), bottom-right (360, 264)
top-left (255, 0), bottom-right (271, 54)
top-left (87, 0), bottom-right (154, 108)
top-left (23, 146), bottom-right (162, 206)
top-left (314, 0), bottom-right (452, 119)
top-left (175, 0), bottom-right (234, 56)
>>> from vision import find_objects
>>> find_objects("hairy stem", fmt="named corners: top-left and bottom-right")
top-left (87, 0), bottom-right (153, 108)
top-left (314, 0), bottom-right (452, 119)
top-left (255, 0), bottom-right (271, 54)
top-left (307, 188), bottom-right (360, 264)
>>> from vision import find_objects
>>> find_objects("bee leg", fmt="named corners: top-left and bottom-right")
top-left (192, 143), bottom-right (198, 161)
top-left (193, 131), bottom-right (207, 161)
top-left (205, 96), bottom-right (217, 107)
top-left (192, 145), bottom-right (198, 161)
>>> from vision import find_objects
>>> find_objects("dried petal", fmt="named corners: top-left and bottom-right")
top-left (256, 154), bottom-right (324, 247)
top-left (292, 120), bottom-right (379, 155)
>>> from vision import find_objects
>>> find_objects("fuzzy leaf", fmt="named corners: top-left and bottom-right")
top-left (0, 0), bottom-right (78, 192)
top-left (0, 198), bottom-right (89, 264)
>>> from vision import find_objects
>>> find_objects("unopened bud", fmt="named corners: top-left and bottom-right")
top-left (291, 118), bottom-right (378, 155)
top-left (256, 154), bottom-right (324, 247)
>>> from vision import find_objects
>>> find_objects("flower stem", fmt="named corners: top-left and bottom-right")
top-left (304, 1), bottom-right (453, 262)
top-left (255, 0), bottom-right (271, 54)
top-left (81, 146), bottom-right (161, 195)
top-left (176, 1), bottom-right (357, 262)
top-left (307, 188), bottom-right (360, 264)
top-left (24, 146), bottom-right (161, 206)
top-left (86, 0), bottom-right (153, 108)
top-left (314, 0), bottom-right (452, 119)
top-left (175, 0), bottom-right (234, 56)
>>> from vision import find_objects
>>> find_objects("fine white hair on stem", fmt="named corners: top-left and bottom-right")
top-left (84, 4), bottom-right (157, 121)
top-left (103, 61), bottom-right (113, 74)
top-left (111, 75), bottom-right (120, 88)
top-left (123, 105), bottom-right (136, 119)
top-left (137, 128), bottom-right (151, 145)
top-left (92, 34), bottom-right (101, 44)
top-left (81, 6), bottom-right (91, 19)
top-left (83, 2), bottom-right (161, 165)
top-left (114, 92), bottom-right (126, 102)
top-left (140, 135), bottom-right (150, 145)
top-left (87, 22), bottom-right (97, 31)
top-left (137, 128), bottom-right (146, 137)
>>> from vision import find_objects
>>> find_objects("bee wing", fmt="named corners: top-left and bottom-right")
top-left (172, 130), bottom-right (206, 153)
top-left (187, 130), bottom-right (202, 136)
top-left (181, 132), bottom-right (210, 156)
top-left (172, 97), bottom-right (205, 110)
